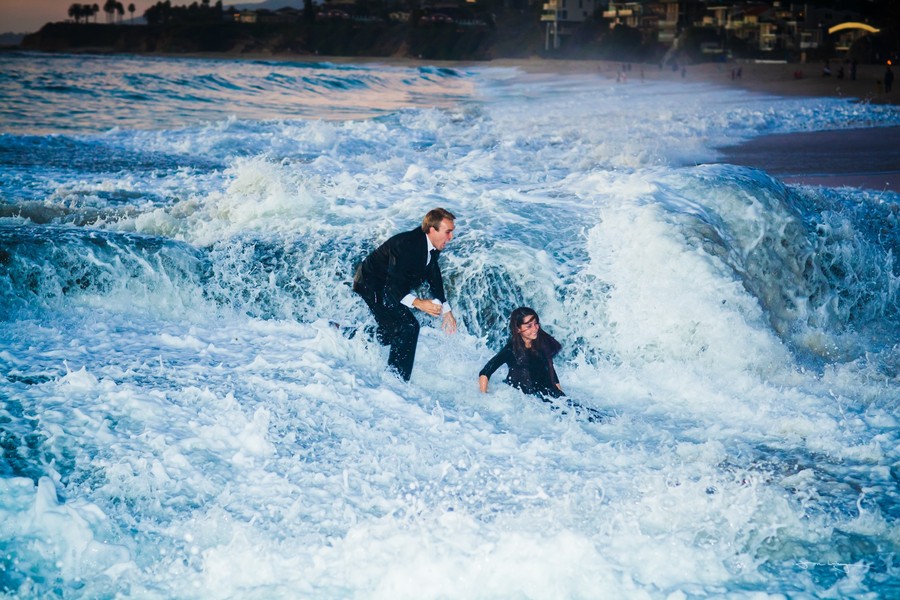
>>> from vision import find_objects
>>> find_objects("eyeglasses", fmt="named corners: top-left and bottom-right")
top-left (519, 319), bottom-right (539, 331)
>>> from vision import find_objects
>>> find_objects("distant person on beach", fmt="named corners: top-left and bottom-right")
top-left (478, 307), bottom-right (604, 422)
top-left (353, 208), bottom-right (457, 381)
top-left (885, 64), bottom-right (894, 93)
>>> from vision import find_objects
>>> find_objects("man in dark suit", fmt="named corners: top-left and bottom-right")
top-left (353, 208), bottom-right (458, 381)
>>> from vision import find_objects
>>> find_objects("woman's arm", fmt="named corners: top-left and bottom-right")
top-left (548, 354), bottom-right (562, 394)
top-left (478, 344), bottom-right (512, 393)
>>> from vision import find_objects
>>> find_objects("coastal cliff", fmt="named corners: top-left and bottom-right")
top-left (20, 11), bottom-right (546, 60)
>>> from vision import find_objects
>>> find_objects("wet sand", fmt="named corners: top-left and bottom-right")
top-left (155, 52), bottom-right (899, 108)
top-left (660, 61), bottom-right (900, 192)
top-left (719, 126), bottom-right (900, 192)
top-left (486, 59), bottom-right (899, 191)
top-left (578, 59), bottom-right (899, 192)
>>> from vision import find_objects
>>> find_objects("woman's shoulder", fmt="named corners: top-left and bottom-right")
top-left (540, 332), bottom-right (562, 356)
top-left (494, 340), bottom-right (513, 355)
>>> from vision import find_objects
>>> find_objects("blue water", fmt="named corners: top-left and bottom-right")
top-left (1, 51), bottom-right (899, 598)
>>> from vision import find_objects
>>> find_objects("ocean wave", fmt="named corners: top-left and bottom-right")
top-left (0, 53), bottom-right (479, 134)
top-left (2, 53), bottom-right (899, 599)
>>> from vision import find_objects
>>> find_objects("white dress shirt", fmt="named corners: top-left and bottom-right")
top-left (400, 236), bottom-right (452, 314)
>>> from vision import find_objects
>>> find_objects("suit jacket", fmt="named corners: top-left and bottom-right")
top-left (354, 227), bottom-right (447, 308)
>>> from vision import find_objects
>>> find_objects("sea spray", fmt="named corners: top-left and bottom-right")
top-left (2, 53), bottom-right (899, 598)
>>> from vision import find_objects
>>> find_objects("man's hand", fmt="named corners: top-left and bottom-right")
top-left (442, 311), bottom-right (457, 335)
top-left (412, 298), bottom-right (442, 317)
top-left (479, 374), bottom-right (488, 393)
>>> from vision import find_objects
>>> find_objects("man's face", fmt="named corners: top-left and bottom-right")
top-left (427, 218), bottom-right (455, 251)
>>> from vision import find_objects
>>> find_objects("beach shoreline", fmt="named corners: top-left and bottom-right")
top-left (353, 54), bottom-right (899, 191)
top-left (238, 53), bottom-right (900, 191)
top-left (22, 46), bottom-right (895, 106)
top-left (481, 57), bottom-right (898, 192)
top-left (11, 43), bottom-right (897, 107)
top-left (142, 51), bottom-right (899, 106)
top-left (13, 48), bottom-right (898, 190)
top-left (717, 126), bottom-right (900, 192)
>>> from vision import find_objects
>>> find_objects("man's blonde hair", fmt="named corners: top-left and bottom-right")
top-left (422, 208), bottom-right (456, 233)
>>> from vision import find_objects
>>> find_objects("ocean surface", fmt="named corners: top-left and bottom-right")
top-left (1, 51), bottom-right (899, 599)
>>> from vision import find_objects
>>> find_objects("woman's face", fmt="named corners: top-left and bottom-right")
top-left (517, 314), bottom-right (540, 344)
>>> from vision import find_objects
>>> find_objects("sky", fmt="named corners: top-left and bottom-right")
top-left (0, 0), bottom-right (289, 34)
top-left (0, 0), bottom-right (155, 33)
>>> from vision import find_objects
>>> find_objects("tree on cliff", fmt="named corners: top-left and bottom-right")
top-left (144, 1), bottom-right (172, 25)
top-left (68, 3), bottom-right (99, 23)
top-left (103, 0), bottom-right (125, 24)
top-left (143, 0), bottom-right (222, 26)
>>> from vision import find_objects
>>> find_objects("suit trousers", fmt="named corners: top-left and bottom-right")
top-left (353, 281), bottom-right (420, 381)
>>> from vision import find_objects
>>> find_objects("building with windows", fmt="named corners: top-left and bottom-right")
top-left (541, 0), bottom-right (603, 50)
top-left (695, 2), bottom-right (869, 58)
top-left (602, 1), bottom-right (688, 47)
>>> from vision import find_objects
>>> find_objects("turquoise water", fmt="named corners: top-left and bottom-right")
top-left (1, 51), bottom-right (899, 598)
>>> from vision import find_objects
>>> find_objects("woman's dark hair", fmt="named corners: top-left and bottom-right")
top-left (508, 306), bottom-right (561, 364)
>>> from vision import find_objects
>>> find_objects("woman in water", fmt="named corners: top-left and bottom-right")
top-left (479, 307), bottom-right (604, 422)
top-left (478, 306), bottom-right (563, 397)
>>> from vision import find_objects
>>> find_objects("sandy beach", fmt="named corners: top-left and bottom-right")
top-left (458, 57), bottom-right (900, 191)
top-left (490, 57), bottom-right (900, 192)
top-left (159, 51), bottom-right (899, 107)
top-left (646, 60), bottom-right (900, 192)
top-left (718, 126), bottom-right (900, 192)
top-left (316, 54), bottom-right (898, 106)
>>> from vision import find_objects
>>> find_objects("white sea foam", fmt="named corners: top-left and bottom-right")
top-left (1, 54), bottom-right (899, 598)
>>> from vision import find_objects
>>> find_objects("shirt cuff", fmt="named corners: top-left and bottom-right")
top-left (403, 296), bottom-right (451, 314)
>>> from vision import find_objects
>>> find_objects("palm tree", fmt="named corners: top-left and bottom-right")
top-left (103, 0), bottom-right (116, 23)
top-left (128, 3), bottom-right (135, 21)
top-left (116, 2), bottom-right (125, 23)
top-left (70, 3), bottom-right (96, 23)
top-left (92, 4), bottom-right (100, 22)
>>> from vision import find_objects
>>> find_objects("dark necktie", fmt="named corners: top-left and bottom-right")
top-left (429, 249), bottom-right (438, 266)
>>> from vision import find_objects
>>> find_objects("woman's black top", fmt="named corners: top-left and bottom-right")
top-left (479, 341), bottom-right (564, 399)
